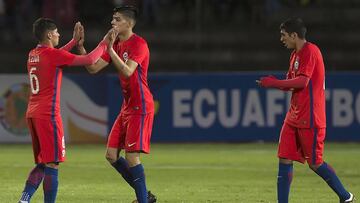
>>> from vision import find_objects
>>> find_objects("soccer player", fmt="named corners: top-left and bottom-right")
top-left (19, 18), bottom-right (112, 203)
top-left (78, 5), bottom-right (157, 203)
top-left (256, 18), bottom-right (355, 203)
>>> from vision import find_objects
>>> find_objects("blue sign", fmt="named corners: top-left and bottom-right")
top-left (106, 72), bottom-right (360, 142)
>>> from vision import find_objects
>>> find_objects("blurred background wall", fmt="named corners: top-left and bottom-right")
top-left (1, 0), bottom-right (360, 143)
top-left (1, 0), bottom-right (360, 73)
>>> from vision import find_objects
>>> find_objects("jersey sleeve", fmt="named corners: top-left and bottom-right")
top-left (298, 48), bottom-right (315, 78)
top-left (51, 49), bottom-right (77, 67)
top-left (128, 40), bottom-right (148, 65)
top-left (101, 51), bottom-right (111, 63)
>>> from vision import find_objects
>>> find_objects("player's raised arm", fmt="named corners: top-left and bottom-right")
top-left (107, 29), bottom-right (137, 78)
top-left (70, 30), bottom-right (114, 66)
top-left (69, 42), bottom-right (107, 66)
top-left (77, 26), bottom-right (109, 74)
top-left (53, 31), bottom-right (112, 68)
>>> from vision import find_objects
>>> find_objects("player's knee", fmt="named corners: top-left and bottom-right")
top-left (45, 162), bottom-right (59, 169)
top-left (279, 158), bottom-right (293, 165)
top-left (308, 164), bottom-right (319, 171)
top-left (125, 153), bottom-right (140, 167)
top-left (105, 152), bottom-right (117, 164)
top-left (125, 159), bottom-right (139, 167)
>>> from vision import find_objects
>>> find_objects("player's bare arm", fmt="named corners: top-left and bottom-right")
top-left (86, 58), bottom-right (109, 74)
top-left (107, 29), bottom-right (137, 78)
top-left (109, 49), bottom-right (138, 77)
top-left (66, 30), bottom-right (113, 67)
top-left (78, 27), bottom-right (110, 74)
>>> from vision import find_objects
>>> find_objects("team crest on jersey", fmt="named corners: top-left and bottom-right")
top-left (294, 57), bottom-right (299, 70)
top-left (123, 52), bottom-right (128, 63)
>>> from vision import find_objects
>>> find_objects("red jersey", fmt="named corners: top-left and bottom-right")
top-left (284, 42), bottom-right (326, 128)
top-left (102, 34), bottom-right (154, 115)
top-left (26, 45), bottom-right (76, 120)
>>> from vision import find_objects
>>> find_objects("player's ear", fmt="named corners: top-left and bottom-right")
top-left (131, 20), bottom-right (136, 28)
top-left (127, 19), bottom-right (135, 29)
top-left (46, 31), bottom-right (52, 40)
top-left (126, 20), bottom-right (131, 29)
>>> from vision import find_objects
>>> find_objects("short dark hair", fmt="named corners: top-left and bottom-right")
top-left (33, 18), bottom-right (57, 41)
top-left (113, 5), bottom-right (138, 21)
top-left (280, 18), bottom-right (307, 39)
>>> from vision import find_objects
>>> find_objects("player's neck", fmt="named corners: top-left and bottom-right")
top-left (38, 40), bottom-right (54, 48)
top-left (295, 39), bottom-right (307, 52)
top-left (118, 30), bottom-right (134, 42)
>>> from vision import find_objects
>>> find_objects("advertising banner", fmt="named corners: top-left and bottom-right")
top-left (108, 73), bottom-right (360, 142)
top-left (0, 74), bottom-right (108, 143)
top-left (1, 73), bottom-right (359, 143)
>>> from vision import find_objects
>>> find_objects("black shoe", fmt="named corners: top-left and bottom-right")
top-left (147, 191), bottom-right (157, 203)
top-left (341, 192), bottom-right (355, 203)
top-left (132, 191), bottom-right (157, 203)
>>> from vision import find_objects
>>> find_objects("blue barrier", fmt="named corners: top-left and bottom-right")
top-left (104, 72), bottom-right (360, 142)
top-left (4, 72), bottom-right (356, 143)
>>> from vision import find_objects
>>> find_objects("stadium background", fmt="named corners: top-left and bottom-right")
top-left (0, 0), bottom-right (359, 202)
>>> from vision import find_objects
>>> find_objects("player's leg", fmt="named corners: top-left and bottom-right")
top-left (126, 152), bottom-right (147, 203)
top-left (313, 162), bottom-right (355, 203)
top-left (43, 162), bottom-right (59, 203)
top-left (125, 113), bottom-right (154, 203)
top-left (277, 123), bottom-right (304, 203)
top-left (299, 128), bottom-right (354, 202)
top-left (19, 163), bottom-right (45, 203)
top-left (38, 117), bottom-right (65, 203)
top-left (19, 118), bottom-right (45, 203)
top-left (106, 114), bottom-right (135, 188)
top-left (106, 147), bottom-right (135, 188)
top-left (278, 158), bottom-right (293, 203)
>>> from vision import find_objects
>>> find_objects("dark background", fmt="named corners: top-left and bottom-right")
top-left (1, 0), bottom-right (359, 73)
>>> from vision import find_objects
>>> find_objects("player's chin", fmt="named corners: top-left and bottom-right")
top-left (112, 25), bottom-right (119, 30)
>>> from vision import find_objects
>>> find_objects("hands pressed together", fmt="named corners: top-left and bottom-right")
top-left (73, 22), bottom-right (84, 47)
top-left (104, 28), bottom-right (119, 51)
top-left (72, 21), bottom-right (119, 53)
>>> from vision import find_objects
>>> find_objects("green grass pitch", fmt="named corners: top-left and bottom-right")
top-left (0, 143), bottom-right (359, 203)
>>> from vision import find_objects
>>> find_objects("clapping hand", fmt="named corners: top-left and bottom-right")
top-left (104, 28), bottom-right (119, 51)
top-left (73, 22), bottom-right (82, 42)
top-left (77, 24), bottom-right (85, 47)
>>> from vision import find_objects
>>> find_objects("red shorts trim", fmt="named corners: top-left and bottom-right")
top-left (278, 123), bottom-right (325, 165)
top-left (107, 112), bottom-right (154, 154)
top-left (27, 117), bottom-right (66, 164)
